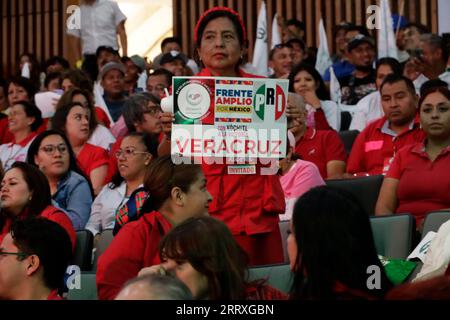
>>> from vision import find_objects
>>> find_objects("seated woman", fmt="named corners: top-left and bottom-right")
top-left (289, 93), bottom-right (347, 179)
top-left (0, 77), bottom-right (37, 145)
top-left (96, 155), bottom-right (212, 300)
top-left (139, 216), bottom-right (287, 300)
top-left (85, 132), bottom-right (157, 237)
top-left (52, 101), bottom-right (109, 195)
top-left (55, 88), bottom-right (115, 151)
top-left (26, 130), bottom-right (93, 231)
top-left (288, 186), bottom-right (392, 299)
top-left (0, 162), bottom-right (76, 249)
top-left (376, 86), bottom-right (450, 228)
top-left (0, 100), bottom-right (42, 170)
top-left (278, 131), bottom-right (325, 221)
top-left (288, 63), bottom-right (340, 131)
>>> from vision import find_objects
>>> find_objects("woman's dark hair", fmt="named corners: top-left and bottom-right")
top-left (11, 100), bottom-right (43, 132)
top-left (26, 129), bottom-right (93, 196)
top-left (375, 57), bottom-right (403, 76)
top-left (55, 88), bottom-right (98, 134)
top-left (110, 132), bottom-right (159, 188)
top-left (0, 162), bottom-right (52, 232)
top-left (159, 216), bottom-right (249, 299)
top-left (11, 217), bottom-right (72, 291)
top-left (195, 8), bottom-right (246, 47)
top-left (418, 86), bottom-right (450, 111)
top-left (288, 63), bottom-right (330, 100)
top-left (61, 69), bottom-right (94, 93)
top-left (8, 76), bottom-right (37, 103)
top-left (44, 56), bottom-right (70, 73)
top-left (290, 186), bottom-right (392, 300)
top-left (419, 79), bottom-right (450, 98)
top-left (51, 101), bottom-right (92, 140)
top-left (44, 72), bottom-right (62, 89)
top-left (141, 155), bottom-right (202, 213)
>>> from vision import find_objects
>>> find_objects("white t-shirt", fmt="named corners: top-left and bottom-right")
top-left (85, 182), bottom-right (126, 236)
top-left (349, 91), bottom-right (383, 132)
top-left (306, 100), bottom-right (341, 131)
top-left (0, 136), bottom-right (36, 170)
top-left (67, 0), bottom-right (127, 55)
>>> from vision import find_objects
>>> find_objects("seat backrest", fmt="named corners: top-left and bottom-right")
top-left (326, 175), bottom-right (384, 216)
top-left (248, 264), bottom-right (292, 293)
top-left (340, 111), bottom-right (352, 131)
top-left (67, 272), bottom-right (97, 300)
top-left (279, 221), bottom-right (290, 263)
top-left (370, 214), bottom-right (414, 259)
top-left (91, 229), bottom-right (114, 271)
top-left (421, 211), bottom-right (450, 239)
top-left (73, 230), bottom-right (94, 271)
top-left (338, 130), bottom-right (359, 156)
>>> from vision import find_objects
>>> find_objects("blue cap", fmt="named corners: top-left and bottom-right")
top-left (392, 14), bottom-right (407, 31)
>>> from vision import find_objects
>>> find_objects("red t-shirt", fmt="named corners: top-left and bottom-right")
top-left (294, 127), bottom-right (347, 179)
top-left (47, 290), bottom-right (64, 300)
top-left (196, 68), bottom-right (285, 236)
top-left (77, 143), bottom-right (109, 179)
top-left (386, 142), bottom-right (450, 226)
top-left (0, 117), bottom-right (14, 144)
top-left (0, 205), bottom-right (76, 251)
top-left (347, 117), bottom-right (425, 176)
top-left (314, 109), bottom-right (333, 130)
top-left (96, 211), bottom-right (172, 300)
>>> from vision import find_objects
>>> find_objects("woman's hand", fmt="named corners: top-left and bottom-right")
top-left (138, 264), bottom-right (167, 277)
top-left (302, 90), bottom-right (321, 109)
top-left (160, 112), bottom-right (175, 137)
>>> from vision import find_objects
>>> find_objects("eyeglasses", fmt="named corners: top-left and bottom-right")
top-left (0, 248), bottom-right (29, 259)
top-left (115, 148), bottom-right (149, 159)
top-left (39, 144), bottom-right (68, 155)
top-left (143, 106), bottom-right (162, 117)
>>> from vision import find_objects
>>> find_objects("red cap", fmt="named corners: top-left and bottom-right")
top-left (194, 7), bottom-right (247, 44)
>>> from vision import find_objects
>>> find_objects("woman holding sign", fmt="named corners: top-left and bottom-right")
top-left (160, 7), bottom-right (302, 265)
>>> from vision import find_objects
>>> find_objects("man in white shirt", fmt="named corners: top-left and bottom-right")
top-left (67, 0), bottom-right (127, 81)
top-left (410, 34), bottom-right (450, 94)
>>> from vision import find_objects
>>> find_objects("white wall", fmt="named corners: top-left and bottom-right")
top-left (438, 0), bottom-right (450, 35)
top-left (116, 0), bottom-right (173, 60)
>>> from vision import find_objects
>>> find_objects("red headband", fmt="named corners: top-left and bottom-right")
top-left (194, 6), bottom-right (247, 44)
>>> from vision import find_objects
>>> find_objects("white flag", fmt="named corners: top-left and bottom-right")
top-left (315, 19), bottom-right (333, 76)
top-left (271, 13), bottom-right (282, 49)
top-left (252, 1), bottom-right (269, 77)
top-left (329, 67), bottom-right (341, 104)
top-left (378, 0), bottom-right (398, 59)
top-left (21, 62), bottom-right (31, 79)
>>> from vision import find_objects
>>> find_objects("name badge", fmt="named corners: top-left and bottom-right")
top-left (227, 165), bottom-right (256, 175)
top-left (365, 140), bottom-right (384, 152)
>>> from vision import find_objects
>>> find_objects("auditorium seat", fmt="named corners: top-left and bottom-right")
top-left (370, 214), bottom-right (415, 259)
top-left (326, 175), bottom-right (384, 216)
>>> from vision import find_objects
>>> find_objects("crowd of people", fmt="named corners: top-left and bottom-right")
top-left (0, 1), bottom-right (450, 300)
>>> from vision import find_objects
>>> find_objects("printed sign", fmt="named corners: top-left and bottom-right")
top-left (171, 76), bottom-right (288, 163)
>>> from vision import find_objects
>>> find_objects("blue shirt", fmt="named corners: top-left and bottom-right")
top-left (52, 171), bottom-right (93, 231)
top-left (103, 94), bottom-right (127, 122)
top-left (323, 60), bottom-right (355, 82)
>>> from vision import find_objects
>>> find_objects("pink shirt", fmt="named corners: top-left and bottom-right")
top-left (279, 160), bottom-right (325, 220)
